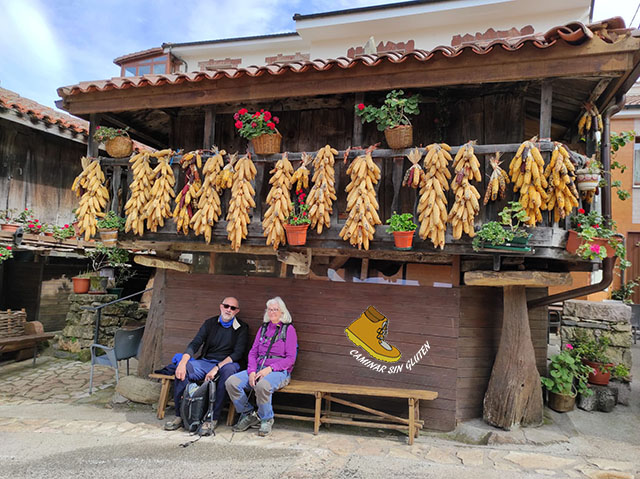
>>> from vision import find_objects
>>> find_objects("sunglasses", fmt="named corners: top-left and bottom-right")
top-left (221, 303), bottom-right (238, 311)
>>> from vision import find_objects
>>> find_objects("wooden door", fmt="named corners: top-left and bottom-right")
top-left (627, 232), bottom-right (640, 304)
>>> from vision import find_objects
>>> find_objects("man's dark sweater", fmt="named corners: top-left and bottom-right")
top-left (185, 316), bottom-right (249, 363)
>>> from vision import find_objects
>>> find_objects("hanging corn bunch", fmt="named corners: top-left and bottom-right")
top-left (71, 157), bottom-right (110, 241)
top-left (173, 151), bottom-right (202, 235)
top-left (509, 137), bottom-right (548, 226)
top-left (578, 102), bottom-right (603, 142)
top-left (417, 144), bottom-right (452, 248)
top-left (291, 153), bottom-right (311, 192)
top-left (402, 147), bottom-right (425, 188)
top-left (190, 148), bottom-right (226, 243)
top-left (308, 145), bottom-right (338, 234)
top-left (339, 146), bottom-right (381, 250)
top-left (124, 151), bottom-right (155, 236)
top-left (483, 152), bottom-right (510, 204)
top-left (263, 153), bottom-right (293, 250)
top-left (545, 143), bottom-right (579, 222)
top-left (448, 141), bottom-right (481, 239)
top-left (141, 149), bottom-right (175, 232)
top-left (226, 154), bottom-right (257, 251)
top-left (216, 158), bottom-right (235, 190)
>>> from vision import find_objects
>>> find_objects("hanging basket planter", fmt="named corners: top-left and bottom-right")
top-left (565, 230), bottom-right (616, 258)
top-left (384, 125), bottom-right (413, 149)
top-left (575, 169), bottom-right (600, 191)
top-left (252, 132), bottom-right (282, 155)
top-left (284, 223), bottom-right (309, 246)
top-left (105, 136), bottom-right (133, 158)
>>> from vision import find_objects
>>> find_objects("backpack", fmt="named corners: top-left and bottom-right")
top-left (180, 379), bottom-right (216, 435)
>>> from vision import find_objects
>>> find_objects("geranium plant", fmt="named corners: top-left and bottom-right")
top-left (0, 209), bottom-right (19, 224)
top-left (52, 224), bottom-right (75, 241)
top-left (24, 219), bottom-right (43, 234)
top-left (355, 90), bottom-right (420, 131)
top-left (93, 126), bottom-right (130, 143)
top-left (234, 108), bottom-right (280, 140)
top-left (569, 209), bottom-right (629, 269)
top-left (15, 208), bottom-right (35, 225)
top-left (287, 189), bottom-right (311, 225)
top-left (97, 211), bottom-right (125, 231)
top-left (0, 245), bottom-right (13, 263)
top-left (540, 344), bottom-right (593, 397)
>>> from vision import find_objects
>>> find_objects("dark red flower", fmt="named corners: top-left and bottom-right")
top-left (296, 189), bottom-right (302, 194)
top-left (578, 208), bottom-right (585, 214)
top-left (34, 219), bottom-right (39, 223)
top-left (235, 120), bottom-right (243, 129)
top-left (267, 122), bottom-right (275, 130)
top-left (6, 246), bottom-right (11, 250)
top-left (577, 223), bottom-right (582, 228)
top-left (357, 103), bottom-right (365, 111)
top-left (260, 109), bottom-right (264, 113)
top-left (251, 122), bottom-right (257, 128)
top-left (594, 224), bottom-right (599, 228)
top-left (273, 116), bottom-right (279, 124)
top-left (233, 112), bottom-right (239, 121)
top-left (264, 111), bottom-right (272, 121)
top-left (238, 108), bottom-right (248, 115)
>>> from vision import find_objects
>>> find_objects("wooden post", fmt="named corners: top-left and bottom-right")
top-left (539, 80), bottom-right (552, 140)
top-left (353, 93), bottom-right (364, 146)
top-left (138, 269), bottom-right (167, 378)
top-left (87, 113), bottom-right (101, 157)
top-left (204, 107), bottom-right (216, 148)
top-left (464, 271), bottom-right (571, 429)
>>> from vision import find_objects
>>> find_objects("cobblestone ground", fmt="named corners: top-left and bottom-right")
top-left (0, 356), bottom-right (638, 479)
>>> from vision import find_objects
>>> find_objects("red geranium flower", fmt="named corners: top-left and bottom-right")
top-left (357, 103), bottom-right (365, 111)
top-left (577, 223), bottom-right (582, 228)
top-left (28, 223), bottom-right (34, 228)
top-left (294, 217), bottom-right (298, 221)
top-left (273, 116), bottom-right (279, 124)
top-left (578, 208), bottom-right (585, 214)
top-left (594, 224), bottom-right (599, 228)
top-left (264, 111), bottom-right (272, 121)
top-left (235, 120), bottom-right (243, 129)
top-left (238, 108), bottom-right (248, 115)
top-left (267, 122), bottom-right (275, 130)
top-left (302, 212), bottom-right (307, 216)
top-left (36, 224), bottom-right (42, 229)
top-left (34, 219), bottom-right (39, 223)
top-left (233, 112), bottom-right (239, 121)
top-left (6, 246), bottom-right (11, 250)
top-left (251, 122), bottom-right (257, 128)
top-left (260, 109), bottom-right (264, 113)
top-left (296, 189), bottom-right (302, 194)
top-left (64, 224), bottom-right (69, 228)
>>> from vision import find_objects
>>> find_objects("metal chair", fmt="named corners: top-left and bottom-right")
top-left (89, 326), bottom-right (144, 394)
top-left (631, 304), bottom-right (640, 345)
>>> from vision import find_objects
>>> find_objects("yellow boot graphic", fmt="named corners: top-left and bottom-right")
top-left (345, 306), bottom-right (401, 362)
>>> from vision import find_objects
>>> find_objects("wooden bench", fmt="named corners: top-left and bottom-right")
top-left (227, 380), bottom-right (438, 445)
top-left (0, 322), bottom-right (54, 366)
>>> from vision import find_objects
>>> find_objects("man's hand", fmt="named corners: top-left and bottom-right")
top-left (175, 362), bottom-right (187, 381)
top-left (205, 365), bottom-right (219, 381)
top-left (249, 371), bottom-right (257, 387)
top-left (255, 366), bottom-right (272, 382)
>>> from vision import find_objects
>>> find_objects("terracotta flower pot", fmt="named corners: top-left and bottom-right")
top-left (565, 230), bottom-right (616, 258)
top-left (547, 390), bottom-right (576, 412)
top-left (44, 232), bottom-right (53, 237)
top-left (99, 228), bottom-right (118, 246)
top-left (582, 359), bottom-right (614, 385)
top-left (252, 132), bottom-right (282, 155)
top-left (105, 136), bottom-right (133, 158)
top-left (384, 125), bottom-right (413, 149)
top-left (1, 223), bottom-right (20, 232)
top-left (393, 230), bottom-right (415, 250)
top-left (72, 277), bottom-right (90, 294)
top-left (284, 223), bottom-right (309, 246)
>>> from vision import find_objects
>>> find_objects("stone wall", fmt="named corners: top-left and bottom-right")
top-left (560, 300), bottom-right (632, 368)
top-left (56, 294), bottom-right (148, 355)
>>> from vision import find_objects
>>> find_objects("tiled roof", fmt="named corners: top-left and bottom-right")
top-left (58, 18), bottom-right (630, 100)
top-left (0, 87), bottom-right (88, 135)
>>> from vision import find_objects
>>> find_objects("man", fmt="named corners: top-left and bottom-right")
top-left (164, 296), bottom-right (248, 431)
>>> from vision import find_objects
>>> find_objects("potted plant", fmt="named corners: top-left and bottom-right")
top-left (573, 333), bottom-right (614, 385)
top-left (96, 211), bottom-right (125, 245)
top-left (0, 209), bottom-right (20, 232)
top-left (106, 263), bottom-right (135, 298)
top-left (42, 223), bottom-right (53, 237)
top-left (284, 189), bottom-right (311, 246)
top-left (385, 212), bottom-right (417, 250)
top-left (610, 277), bottom-right (639, 304)
top-left (566, 209), bottom-right (629, 269)
top-left (71, 271), bottom-right (92, 294)
top-left (472, 202), bottom-right (532, 252)
top-left (574, 156), bottom-right (601, 192)
top-left (52, 224), bottom-right (75, 241)
top-left (85, 244), bottom-right (130, 294)
top-left (541, 344), bottom-right (593, 412)
top-left (234, 108), bottom-right (281, 155)
top-left (0, 245), bottom-right (13, 264)
top-left (24, 219), bottom-right (44, 235)
top-left (94, 126), bottom-right (132, 158)
top-left (355, 90), bottom-right (420, 149)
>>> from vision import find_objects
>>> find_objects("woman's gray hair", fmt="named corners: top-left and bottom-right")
top-left (263, 296), bottom-right (292, 324)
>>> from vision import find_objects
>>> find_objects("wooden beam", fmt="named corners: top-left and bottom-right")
top-left (360, 257), bottom-right (369, 280)
top-left (353, 92), bottom-right (364, 145)
top-left (464, 270), bottom-right (572, 287)
top-left (60, 38), bottom-right (639, 115)
top-left (539, 80), bottom-right (552, 140)
top-left (87, 113), bottom-right (100, 157)
top-left (133, 254), bottom-right (192, 272)
top-left (203, 107), bottom-right (216, 149)
top-left (101, 114), bottom-right (166, 149)
top-left (138, 269), bottom-right (166, 378)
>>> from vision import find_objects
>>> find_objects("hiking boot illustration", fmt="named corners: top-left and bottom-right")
top-left (345, 306), bottom-right (401, 362)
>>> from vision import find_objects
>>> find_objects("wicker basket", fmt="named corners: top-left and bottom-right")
top-left (105, 136), bottom-right (133, 158)
top-left (252, 132), bottom-right (282, 155)
top-left (0, 309), bottom-right (26, 338)
top-left (384, 125), bottom-right (413, 149)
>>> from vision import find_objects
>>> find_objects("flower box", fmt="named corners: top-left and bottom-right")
top-left (565, 230), bottom-right (616, 258)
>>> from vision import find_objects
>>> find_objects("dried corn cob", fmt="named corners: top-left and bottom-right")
top-left (190, 148), bottom-right (225, 243)
top-left (448, 141), bottom-right (481, 239)
top-left (263, 153), bottom-right (293, 250)
top-left (417, 144), bottom-right (452, 248)
top-left (308, 145), bottom-right (337, 234)
top-left (226, 154), bottom-right (256, 251)
top-left (71, 157), bottom-right (110, 241)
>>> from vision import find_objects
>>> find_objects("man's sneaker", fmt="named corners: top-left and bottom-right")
top-left (258, 418), bottom-right (274, 437)
top-left (164, 416), bottom-right (183, 431)
top-left (232, 411), bottom-right (259, 432)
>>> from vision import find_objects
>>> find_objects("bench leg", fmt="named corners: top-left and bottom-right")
top-left (414, 399), bottom-right (420, 439)
top-left (314, 392), bottom-right (322, 435)
top-left (408, 398), bottom-right (415, 446)
top-left (227, 402), bottom-right (236, 426)
top-left (157, 379), bottom-right (171, 420)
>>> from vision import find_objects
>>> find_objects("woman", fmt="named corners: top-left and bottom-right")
top-left (225, 296), bottom-right (297, 437)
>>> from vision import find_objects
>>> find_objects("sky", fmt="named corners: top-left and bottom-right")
top-left (0, 0), bottom-right (638, 111)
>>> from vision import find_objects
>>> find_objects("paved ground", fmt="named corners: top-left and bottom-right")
top-left (0, 343), bottom-right (638, 479)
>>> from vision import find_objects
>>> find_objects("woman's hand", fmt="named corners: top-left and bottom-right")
top-left (255, 367), bottom-right (272, 382)
top-left (249, 371), bottom-right (257, 387)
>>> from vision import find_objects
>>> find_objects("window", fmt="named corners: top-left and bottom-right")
top-left (634, 140), bottom-right (640, 187)
top-left (121, 55), bottom-right (169, 77)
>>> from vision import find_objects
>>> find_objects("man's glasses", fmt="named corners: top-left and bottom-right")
top-left (221, 303), bottom-right (238, 311)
